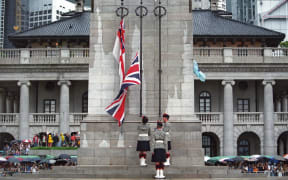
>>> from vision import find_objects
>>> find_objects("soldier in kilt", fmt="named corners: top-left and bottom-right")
top-left (163, 113), bottom-right (171, 166)
top-left (136, 116), bottom-right (151, 166)
top-left (151, 121), bottom-right (167, 179)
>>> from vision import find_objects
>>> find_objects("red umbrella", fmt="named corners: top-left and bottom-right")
top-left (22, 139), bottom-right (31, 143)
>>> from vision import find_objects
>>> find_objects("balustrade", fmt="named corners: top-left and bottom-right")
top-left (275, 112), bottom-right (288, 123)
top-left (0, 113), bottom-right (19, 125)
top-left (30, 113), bottom-right (59, 125)
top-left (195, 112), bottom-right (223, 124)
top-left (70, 113), bottom-right (88, 125)
top-left (234, 112), bottom-right (263, 124)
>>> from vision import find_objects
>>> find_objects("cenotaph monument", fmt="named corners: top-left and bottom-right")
top-left (78, 0), bottom-right (204, 177)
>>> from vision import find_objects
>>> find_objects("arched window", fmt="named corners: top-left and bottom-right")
top-left (199, 91), bottom-right (211, 112)
top-left (237, 132), bottom-right (260, 156)
top-left (238, 139), bottom-right (249, 156)
top-left (82, 91), bottom-right (88, 113)
top-left (202, 132), bottom-right (220, 157)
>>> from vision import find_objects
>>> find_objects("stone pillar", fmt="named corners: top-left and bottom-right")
top-left (276, 97), bottom-right (282, 112)
top-left (6, 92), bottom-right (14, 113)
top-left (282, 94), bottom-right (288, 112)
top-left (0, 88), bottom-right (6, 113)
top-left (262, 80), bottom-right (276, 155)
top-left (13, 96), bottom-right (19, 113)
top-left (57, 80), bottom-right (71, 134)
top-left (17, 80), bottom-right (31, 140)
top-left (222, 80), bottom-right (235, 156)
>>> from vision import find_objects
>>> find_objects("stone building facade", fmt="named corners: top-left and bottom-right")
top-left (1, 1), bottom-right (288, 159)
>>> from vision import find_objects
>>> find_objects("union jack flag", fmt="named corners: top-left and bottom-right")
top-left (105, 52), bottom-right (141, 126)
top-left (113, 19), bottom-right (126, 85)
top-left (121, 52), bottom-right (141, 90)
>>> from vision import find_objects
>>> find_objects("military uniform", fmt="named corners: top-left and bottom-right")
top-left (136, 123), bottom-right (151, 151)
top-left (151, 125), bottom-right (167, 179)
top-left (163, 122), bottom-right (171, 150)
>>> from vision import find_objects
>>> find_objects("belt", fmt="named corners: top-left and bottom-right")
top-left (156, 140), bottom-right (164, 143)
top-left (139, 134), bottom-right (148, 137)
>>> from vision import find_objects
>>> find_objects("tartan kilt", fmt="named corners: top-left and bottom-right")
top-left (136, 140), bottom-right (150, 151)
top-left (151, 148), bottom-right (166, 162)
top-left (168, 141), bottom-right (172, 150)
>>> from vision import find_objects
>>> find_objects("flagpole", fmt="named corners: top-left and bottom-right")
top-left (154, 0), bottom-right (166, 117)
top-left (115, 0), bottom-right (128, 130)
top-left (135, 0), bottom-right (148, 117)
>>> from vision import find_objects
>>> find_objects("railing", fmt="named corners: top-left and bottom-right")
top-left (30, 49), bottom-right (61, 58)
top-left (275, 112), bottom-right (288, 123)
top-left (69, 113), bottom-right (88, 125)
top-left (193, 48), bottom-right (224, 56)
top-left (0, 49), bottom-right (21, 64)
top-left (0, 113), bottom-right (19, 125)
top-left (234, 112), bottom-right (263, 124)
top-left (232, 48), bottom-right (264, 56)
top-left (30, 113), bottom-right (60, 125)
top-left (271, 48), bottom-right (288, 57)
top-left (195, 112), bottom-right (223, 124)
top-left (0, 48), bottom-right (90, 64)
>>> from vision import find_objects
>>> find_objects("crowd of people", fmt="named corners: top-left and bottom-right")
top-left (3, 141), bottom-right (31, 156)
top-left (0, 155), bottom-right (77, 177)
top-left (240, 162), bottom-right (288, 176)
top-left (32, 132), bottom-right (80, 148)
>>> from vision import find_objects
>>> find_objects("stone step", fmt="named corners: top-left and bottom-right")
top-left (13, 165), bottom-right (251, 179)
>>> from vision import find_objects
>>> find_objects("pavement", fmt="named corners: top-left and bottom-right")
top-left (3, 177), bottom-right (288, 180)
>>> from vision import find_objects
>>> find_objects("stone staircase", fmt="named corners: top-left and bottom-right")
top-left (12, 165), bottom-right (257, 179)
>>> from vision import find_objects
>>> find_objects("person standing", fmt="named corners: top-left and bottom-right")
top-left (136, 116), bottom-right (151, 166)
top-left (48, 134), bottom-right (53, 147)
top-left (162, 113), bottom-right (171, 166)
top-left (151, 121), bottom-right (167, 179)
top-left (32, 134), bottom-right (39, 147)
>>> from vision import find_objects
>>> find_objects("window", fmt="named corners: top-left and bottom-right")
top-left (199, 91), bottom-right (211, 112)
top-left (82, 92), bottom-right (88, 113)
top-left (238, 139), bottom-right (249, 156)
top-left (237, 99), bottom-right (249, 112)
top-left (44, 99), bottom-right (56, 113)
top-left (202, 133), bottom-right (219, 157)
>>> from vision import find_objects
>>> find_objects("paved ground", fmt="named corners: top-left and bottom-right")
top-left (3, 177), bottom-right (288, 180)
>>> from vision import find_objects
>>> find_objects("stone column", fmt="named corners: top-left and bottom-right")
top-left (282, 94), bottom-right (288, 112)
top-left (6, 92), bottom-right (14, 113)
top-left (276, 97), bottom-right (282, 112)
top-left (222, 80), bottom-right (235, 156)
top-left (17, 81), bottom-right (31, 140)
top-left (0, 88), bottom-right (6, 113)
top-left (57, 80), bottom-right (71, 134)
top-left (13, 96), bottom-right (19, 113)
top-left (262, 80), bottom-right (276, 155)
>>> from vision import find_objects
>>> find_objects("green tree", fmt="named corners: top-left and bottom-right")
top-left (280, 41), bottom-right (288, 48)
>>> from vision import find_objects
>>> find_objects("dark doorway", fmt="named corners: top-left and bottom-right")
top-left (202, 132), bottom-right (220, 157)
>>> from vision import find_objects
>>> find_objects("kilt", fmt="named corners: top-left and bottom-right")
top-left (136, 140), bottom-right (150, 151)
top-left (151, 148), bottom-right (166, 162)
top-left (168, 141), bottom-right (172, 150)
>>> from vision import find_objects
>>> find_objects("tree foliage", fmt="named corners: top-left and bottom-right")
top-left (280, 41), bottom-right (288, 48)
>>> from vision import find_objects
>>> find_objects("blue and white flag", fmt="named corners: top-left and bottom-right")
top-left (193, 60), bottom-right (206, 82)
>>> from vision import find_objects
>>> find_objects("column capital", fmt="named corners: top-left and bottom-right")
top-left (57, 80), bottom-right (71, 86)
top-left (262, 80), bottom-right (276, 86)
top-left (221, 80), bottom-right (235, 86)
top-left (17, 80), bottom-right (31, 87)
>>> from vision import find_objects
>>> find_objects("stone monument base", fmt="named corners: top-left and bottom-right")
top-left (78, 115), bottom-right (204, 168)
